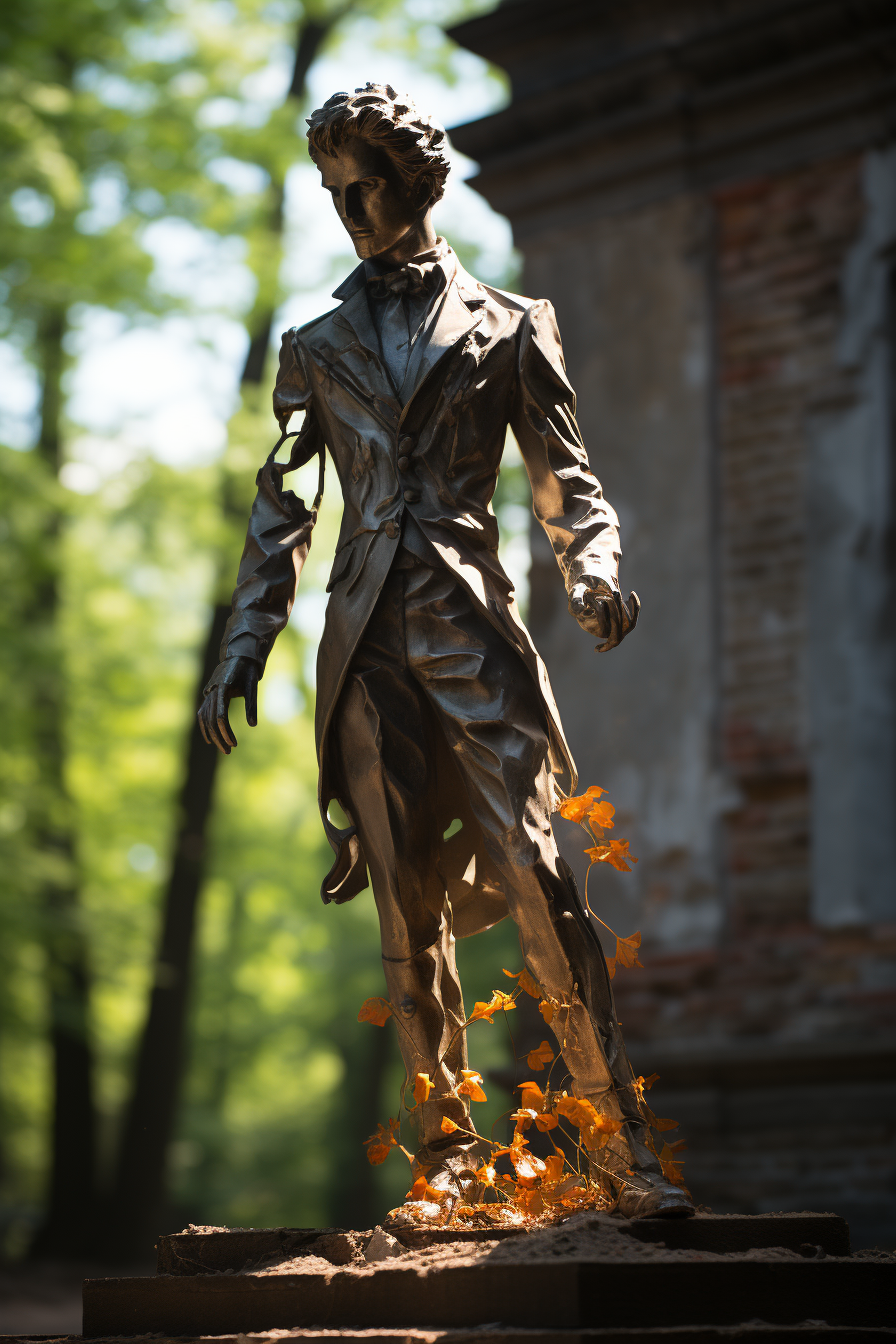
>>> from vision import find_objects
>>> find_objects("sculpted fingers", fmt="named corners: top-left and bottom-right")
top-left (626, 590), bottom-right (641, 632)
top-left (595, 604), bottom-right (622, 652)
top-left (215, 684), bottom-right (236, 753)
top-left (197, 693), bottom-right (213, 747)
top-left (245, 664), bottom-right (258, 728)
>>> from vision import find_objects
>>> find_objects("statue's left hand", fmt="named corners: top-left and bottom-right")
top-left (197, 655), bottom-right (259, 754)
top-left (568, 580), bottom-right (640, 652)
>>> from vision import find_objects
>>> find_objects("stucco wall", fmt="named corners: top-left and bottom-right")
top-left (523, 195), bottom-right (723, 956)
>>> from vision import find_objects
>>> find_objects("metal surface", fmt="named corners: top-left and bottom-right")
top-left (196, 85), bottom-right (679, 1213)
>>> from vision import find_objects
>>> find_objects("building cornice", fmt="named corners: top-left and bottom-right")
top-left (448, 0), bottom-right (895, 236)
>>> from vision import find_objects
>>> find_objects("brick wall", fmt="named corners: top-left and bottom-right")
top-left (716, 157), bottom-right (864, 935)
top-left (611, 156), bottom-right (896, 1052)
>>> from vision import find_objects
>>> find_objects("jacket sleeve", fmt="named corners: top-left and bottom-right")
top-left (510, 299), bottom-right (621, 595)
top-left (213, 331), bottom-right (324, 674)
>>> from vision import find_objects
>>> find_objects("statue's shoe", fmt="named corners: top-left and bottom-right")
top-left (610, 1165), bottom-right (695, 1219)
top-left (596, 1127), bottom-right (696, 1219)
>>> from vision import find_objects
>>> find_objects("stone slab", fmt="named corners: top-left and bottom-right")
top-left (155, 1213), bottom-right (850, 1275)
top-left (29, 1327), bottom-right (896, 1344)
top-left (82, 1260), bottom-right (895, 1337)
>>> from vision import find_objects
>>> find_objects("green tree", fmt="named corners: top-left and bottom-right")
top-left (1, 0), bottom-right (516, 1258)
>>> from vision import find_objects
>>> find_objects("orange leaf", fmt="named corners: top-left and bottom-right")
top-left (469, 990), bottom-right (516, 1024)
top-left (476, 1163), bottom-right (496, 1187)
top-left (634, 1073), bottom-right (659, 1098)
top-left (606, 838), bottom-right (638, 872)
top-left (364, 1117), bottom-right (399, 1165)
top-left (503, 966), bottom-right (541, 999)
top-left (653, 1117), bottom-right (678, 1132)
top-left (534, 1110), bottom-right (559, 1132)
top-left (605, 957), bottom-right (616, 979)
top-left (526, 1040), bottom-right (554, 1072)
top-left (440, 1115), bottom-right (460, 1135)
top-left (457, 1069), bottom-right (487, 1103)
top-left (615, 931), bottom-right (643, 969)
top-left (658, 1142), bottom-right (687, 1188)
top-left (358, 997), bottom-right (392, 1026)
top-left (538, 998), bottom-right (555, 1024)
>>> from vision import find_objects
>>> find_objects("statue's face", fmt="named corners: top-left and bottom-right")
top-left (317, 136), bottom-right (420, 261)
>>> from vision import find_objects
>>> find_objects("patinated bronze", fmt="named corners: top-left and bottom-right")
top-left (198, 85), bottom-right (692, 1221)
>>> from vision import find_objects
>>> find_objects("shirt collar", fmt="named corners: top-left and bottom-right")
top-left (362, 237), bottom-right (456, 292)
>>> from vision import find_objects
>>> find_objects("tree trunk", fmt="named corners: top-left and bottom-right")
top-left (104, 10), bottom-right (341, 1260)
top-left (105, 602), bottom-right (231, 1258)
top-left (29, 307), bottom-right (101, 1260)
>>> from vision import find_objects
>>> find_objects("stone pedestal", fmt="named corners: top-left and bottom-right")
top-left (79, 1214), bottom-right (894, 1341)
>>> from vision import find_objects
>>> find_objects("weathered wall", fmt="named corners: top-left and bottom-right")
top-left (449, 0), bottom-right (896, 1244)
top-left (524, 196), bottom-right (722, 961)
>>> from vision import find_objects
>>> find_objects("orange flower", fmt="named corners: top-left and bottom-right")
top-left (526, 1040), bottom-right (555, 1072)
top-left (559, 785), bottom-right (607, 822)
top-left (476, 1163), bottom-right (496, 1187)
top-left (517, 1080), bottom-right (545, 1111)
top-left (508, 1134), bottom-right (546, 1183)
top-left (469, 990), bottom-right (515, 1024)
top-left (364, 1117), bottom-right (400, 1165)
top-left (554, 1094), bottom-right (623, 1149)
top-left (357, 997), bottom-right (392, 1026)
top-left (534, 1110), bottom-right (559, 1132)
top-left (457, 1069), bottom-right (487, 1103)
top-left (511, 1107), bottom-right (537, 1132)
top-left (503, 967), bottom-right (541, 999)
top-left (407, 1175), bottom-right (448, 1204)
top-left (411, 1072), bottom-right (434, 1107)
top-left (587, 800), bottom-right (615, 832)
top-left (542, 1152), bottom-right (565, 1184)
top-left (557, 796), bottom-right (586, 823)
top-left (440, 1115), bottom-right (460, 1135)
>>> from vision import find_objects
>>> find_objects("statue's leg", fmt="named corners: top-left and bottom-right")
top-left (330, 567), bottom-right (471, 1152)
top-left (404, 564), bottom-right (692, 1216)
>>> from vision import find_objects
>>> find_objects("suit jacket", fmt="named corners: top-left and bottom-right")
top-left (217, 254), bottom-right (622, 910)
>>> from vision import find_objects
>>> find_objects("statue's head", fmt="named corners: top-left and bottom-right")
top-left (306, 84), bottom-right (450, 261)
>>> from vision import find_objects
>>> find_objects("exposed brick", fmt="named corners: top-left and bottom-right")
top-left (714, 156), bottom-right (864, 932)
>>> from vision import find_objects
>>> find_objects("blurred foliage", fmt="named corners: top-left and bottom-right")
top-left (0, 0), bottom-right (529, 1254)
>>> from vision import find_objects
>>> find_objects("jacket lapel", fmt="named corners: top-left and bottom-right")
top-left (399, 261), bottom-right (487, 412)
top-left (323, 266), bottom-right (400, 415)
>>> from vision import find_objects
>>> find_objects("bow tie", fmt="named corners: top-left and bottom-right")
top-left (367, 263), bottom-right (437, 300)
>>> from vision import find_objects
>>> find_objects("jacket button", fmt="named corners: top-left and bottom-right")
top-left (397, 456), bottom-right (410, 472)
top-left (384, 520), bottom-right (399, 539)
top-left (399, 436), bottom-right (414, 454)
top-left (403, 489), bottom-right (421, 504)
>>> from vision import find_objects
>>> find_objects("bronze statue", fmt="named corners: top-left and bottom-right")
top-left (199, 85), bottom-right (693, 1222)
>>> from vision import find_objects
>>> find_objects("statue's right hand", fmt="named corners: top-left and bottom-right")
top-left (197, 656), bottom-right (259, 755)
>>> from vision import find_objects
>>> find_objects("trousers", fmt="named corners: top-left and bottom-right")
top-left (331, 552), bottom-right (642, 1147)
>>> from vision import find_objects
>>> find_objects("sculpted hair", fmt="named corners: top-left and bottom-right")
top-left (306, 84), bottom-right (450, 206)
